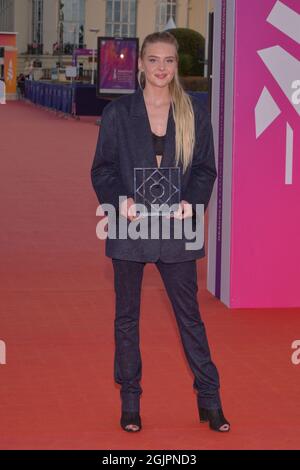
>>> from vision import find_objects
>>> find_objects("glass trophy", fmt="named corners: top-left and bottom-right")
top-left (134, 167), bottom-right (181, 216)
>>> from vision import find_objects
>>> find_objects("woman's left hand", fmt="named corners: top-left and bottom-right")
top-left (168, 200), bottom-right (193, 219)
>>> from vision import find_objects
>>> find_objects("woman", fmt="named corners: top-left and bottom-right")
top-left (91, 32), bottom-right (230, 433)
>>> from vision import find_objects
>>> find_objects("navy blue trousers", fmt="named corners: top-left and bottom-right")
top-left (112, 258), bottom-right (222, 413)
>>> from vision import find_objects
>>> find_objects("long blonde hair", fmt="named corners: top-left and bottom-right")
top-left (138, 32), bottom-right (195, 173)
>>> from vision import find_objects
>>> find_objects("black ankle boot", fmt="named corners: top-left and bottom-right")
top-left (199, 407), bottom-right (230, 432)
top-left (120, 411), bottom-right (142, 432)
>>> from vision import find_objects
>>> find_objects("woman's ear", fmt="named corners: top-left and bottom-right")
top-left (138, 58), bottom-right (143, 72)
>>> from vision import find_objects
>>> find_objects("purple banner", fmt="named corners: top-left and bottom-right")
top-left (72, 48), bottom-right (93, 66)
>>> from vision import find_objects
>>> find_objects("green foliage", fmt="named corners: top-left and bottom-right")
top-left (178, 53), bottom-right (194, 76)
top-left (166, 28), bottom-right (205, 77)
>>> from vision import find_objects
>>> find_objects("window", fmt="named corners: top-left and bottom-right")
top-left (0, 0), bottom-right (14, 31)
top-left (32, 0), bottom-right (43, 46)
top-left (155, 0), bottom-right (176, 32)
top-left (105, 0), bottom-right (137, 38)
top-left (58, 0), bottom-right (85, 52)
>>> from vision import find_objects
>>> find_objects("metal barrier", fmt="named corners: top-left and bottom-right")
top-left (187, 91), bottom-right (209, 109)
top-left (24, 80), bottom-right (108, 116)
top-left (25, 80), bottom-right (74, 114)
top-left (24, 81), bottom-right (208, 117)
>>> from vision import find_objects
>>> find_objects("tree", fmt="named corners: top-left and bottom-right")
top-left (166, 28), bottom-right (205, 76)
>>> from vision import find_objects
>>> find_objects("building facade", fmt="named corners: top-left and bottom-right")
top-left (0, 0), bottom-right (214, 74)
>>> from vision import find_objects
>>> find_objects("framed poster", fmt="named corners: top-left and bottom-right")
top-left (97, 36), bottom-right (139, 98)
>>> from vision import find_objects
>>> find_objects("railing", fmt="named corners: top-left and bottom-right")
top-left (27, 44), bottom-right (44, 55)
top-left (24, 80), bottom-right (208, 117)
top-left (53, 44), bottom-right (87, 55)
top-left (41, 69), bottom-right (94, 82)
top-left (24, 79), bottom-right (106, 116)
top-left (25, 80), bottom-right (74, 114)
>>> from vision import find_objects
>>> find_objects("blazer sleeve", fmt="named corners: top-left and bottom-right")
top-left (181, 105), bottom-right (217, 214)
top-left (90, 102), bottom-right (130, 210)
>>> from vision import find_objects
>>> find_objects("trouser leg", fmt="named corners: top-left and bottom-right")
top-left (112, 258), bottom-right (145, 412)
top-left (156, 259), bottom-right (222, 409)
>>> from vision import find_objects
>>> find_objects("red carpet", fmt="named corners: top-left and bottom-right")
top-left (0, 101), bottom-right (300, 450)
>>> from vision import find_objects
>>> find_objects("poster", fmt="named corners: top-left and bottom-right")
top-left (97, 37), bottom-right (139, 96)
top-left (4, 50), bottom-right (17, 95)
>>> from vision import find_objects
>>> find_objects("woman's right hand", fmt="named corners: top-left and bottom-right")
top-left (120, 197), bottom-right (139, 221)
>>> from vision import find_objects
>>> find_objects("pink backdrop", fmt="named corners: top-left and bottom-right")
top-left (231, 0), bottom-right (300, 307)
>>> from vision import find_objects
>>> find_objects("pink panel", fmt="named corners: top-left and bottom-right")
top-left (232, 0), bottom-right (300, 307)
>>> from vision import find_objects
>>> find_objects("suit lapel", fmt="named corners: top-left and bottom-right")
top-left (130, 87), bottom-right (176, 169)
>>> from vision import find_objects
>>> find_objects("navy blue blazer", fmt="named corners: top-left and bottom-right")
top-left (91, 87), bottom-right (217, 263)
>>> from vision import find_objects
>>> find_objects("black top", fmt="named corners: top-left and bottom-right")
top-left (152, 132), bottom-right (166, 156)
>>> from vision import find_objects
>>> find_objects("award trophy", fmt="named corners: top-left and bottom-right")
top-left (134, 167), bottom-right (181, 216)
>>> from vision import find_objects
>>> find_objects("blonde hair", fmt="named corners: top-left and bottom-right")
top-left (138, 31), bottom-right (195, 173)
